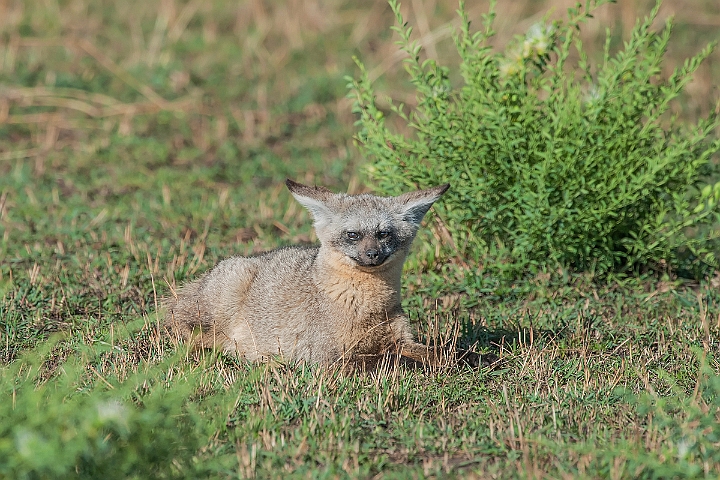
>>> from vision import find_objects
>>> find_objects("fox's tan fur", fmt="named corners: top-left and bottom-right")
top-left (163, 180), bottom-right (488, 368)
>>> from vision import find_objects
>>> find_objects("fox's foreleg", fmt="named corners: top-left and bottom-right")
top-left (390, 315), bottom-right (498, 368)
top-left (397, 341), bottom-right (498, 368)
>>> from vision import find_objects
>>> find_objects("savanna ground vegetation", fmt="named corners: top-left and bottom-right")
top-left (1, 0), bottom-right (719, 477)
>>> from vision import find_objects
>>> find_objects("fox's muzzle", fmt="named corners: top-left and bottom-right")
top-left (356, 254), bottom-right (388, 267)
top-left (356, 239), bottom-right (388, 267)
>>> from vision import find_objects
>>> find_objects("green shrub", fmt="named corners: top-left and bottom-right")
top-left (0, 339), bottom-right (213, 479)
top-left (587, 354), bottom-right (720, 478)
top-left (625, 367), bottom-right (720, 478)
top-left (349, 0), bottom-right (720, 279)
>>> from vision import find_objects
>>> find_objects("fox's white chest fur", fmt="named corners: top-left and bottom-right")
top-left (316, 249), bottom-right (402, 318)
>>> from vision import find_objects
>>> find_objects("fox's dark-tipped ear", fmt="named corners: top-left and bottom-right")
top-left (286, 179), bottom-right (335, 227)
top-left (285, 179), bottom-right (333, 196)
top-left (396, 183), bottom-right (450, 226)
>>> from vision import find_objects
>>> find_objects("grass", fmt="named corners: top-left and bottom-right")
top-left (1, 0), bottom-right (720, 478)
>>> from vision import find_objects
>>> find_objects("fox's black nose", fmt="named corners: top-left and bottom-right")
top-left (365, 249), bottom-right (378, 259)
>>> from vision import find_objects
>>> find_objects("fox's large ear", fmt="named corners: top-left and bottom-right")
top-left (286, 179), bottom-right (335, 226)
top-left (397, 183), bottom-right (450, 226)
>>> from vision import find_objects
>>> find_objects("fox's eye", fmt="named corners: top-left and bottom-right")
top-left (378, 231), bottom-right (391, 239)
top-left (346, 231), bottom-right (361, 241)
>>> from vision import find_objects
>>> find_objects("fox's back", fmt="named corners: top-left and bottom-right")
top-left (169, 246), bottom-right (315, 349)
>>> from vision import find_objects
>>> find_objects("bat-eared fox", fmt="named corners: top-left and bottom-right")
top-left (164, 180), bottom-right (495, 369)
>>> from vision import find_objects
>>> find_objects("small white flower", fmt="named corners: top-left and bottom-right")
top-left (15, 429), bottom-right (42, 459)
top-left (432, 85), bottom-right (448, 98)
top-left (525, 23), bottom-right (554, 56)
top-left (534, 38), bottom-right (549, 56)
top-left (522, 40), bottom-right (533, 59)
top-left (499, 59), bottom-right (521, 78)
top-left (526, 23), bottom-right (547, 42)
top-left (96, 399), bottom-right (128, 424)
top-left (676, 438), bottom-right (691, 459)
top-left (584, 85), bottom-right (602, 106)
top-left (506, 43), bottom-right (524, 63)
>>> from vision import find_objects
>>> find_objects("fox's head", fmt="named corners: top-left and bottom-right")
top-left (286, 179), bottom-right (449, 269)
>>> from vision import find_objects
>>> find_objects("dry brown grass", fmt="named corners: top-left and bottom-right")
top-left (1, 0), bottom-right (718, 162)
